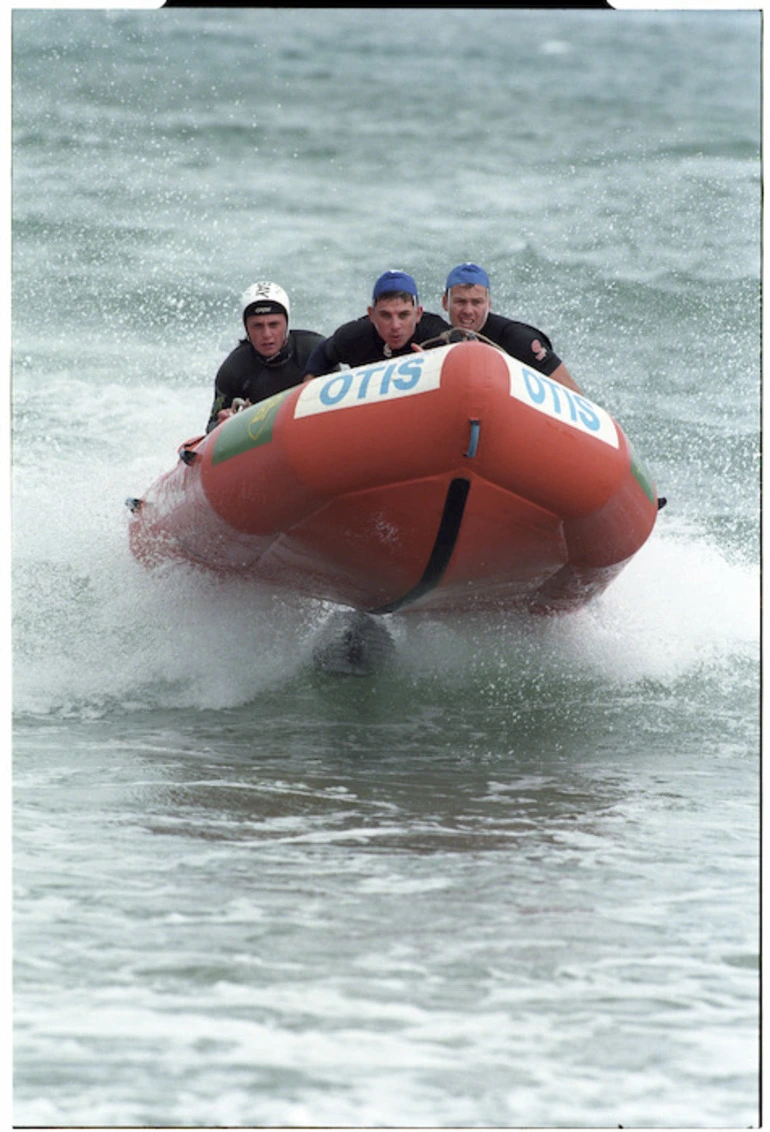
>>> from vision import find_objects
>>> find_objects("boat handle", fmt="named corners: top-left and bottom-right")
top-left (465, 419), bottom-right (481, 459)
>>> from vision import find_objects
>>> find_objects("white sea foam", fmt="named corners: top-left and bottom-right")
top-left (12, 390), bottom-right (758, 716)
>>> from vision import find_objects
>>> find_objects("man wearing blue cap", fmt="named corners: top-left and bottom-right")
top-left (442, 263), bottom-right (582, 393)
top-left (303, 270), bottom-right (451, 378)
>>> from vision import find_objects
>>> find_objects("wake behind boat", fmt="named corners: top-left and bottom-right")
top-left (127, 341), bottom-right (661, 626)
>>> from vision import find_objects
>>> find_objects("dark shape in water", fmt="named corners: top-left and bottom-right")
top-left (311, 610), bottom-right (395, 677)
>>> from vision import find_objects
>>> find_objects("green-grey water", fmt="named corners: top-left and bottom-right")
top-left (12, 8), bottom-right (759, 1127)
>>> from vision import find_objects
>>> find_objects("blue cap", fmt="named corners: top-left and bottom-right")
top-left (372, 270), bottom-right (418, 301)
top-left (445, 263), bottom-right (490, 291)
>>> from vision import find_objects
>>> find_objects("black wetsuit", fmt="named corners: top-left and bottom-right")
top-left (479, 313), bottom-right (563, 377)
top-left (304, 311), bottom-right (451, 377)
top-left (206, 329), bottom-right (324, 432)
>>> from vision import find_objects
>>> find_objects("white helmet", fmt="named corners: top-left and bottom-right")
top-left (241, 281), bottom-right (290, 325)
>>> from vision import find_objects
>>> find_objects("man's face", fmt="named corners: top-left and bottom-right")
top-left (245, 312), bottom-right (288, 357)
top-left (442, 284), bottom-right (491, 332)
top-left (367, 296), bottom-right (423, 351)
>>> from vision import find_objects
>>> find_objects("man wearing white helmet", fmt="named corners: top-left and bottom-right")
top-left (205, 281), bottom-right (324, 433)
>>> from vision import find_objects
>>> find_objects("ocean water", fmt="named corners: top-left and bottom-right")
top-left (11, 7), bottom-right (760, 1128)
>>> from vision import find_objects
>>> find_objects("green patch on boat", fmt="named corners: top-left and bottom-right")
top-left (212, 389), bottom-right (292, 465)
top-left (629, 442), bottom-right (656, 504)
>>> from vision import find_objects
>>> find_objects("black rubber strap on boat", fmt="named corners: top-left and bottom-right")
top-left (369, 477), bottom-right (471, 615)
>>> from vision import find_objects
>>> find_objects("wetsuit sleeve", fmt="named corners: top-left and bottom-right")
top-left (293, 330), bottom-right (326, 369)
top-left (304, 337), bottom-right (339, 378)
top-left (205, 351), bottom-right (242, 433)
top-left (304, 322), bottom-right (364, 376)
top-left (511, 330), bottom-right (562, 377)
top-left (416, 311), bottom-right (452, 344)
top-left (494, 319), bottom-right (562, 377)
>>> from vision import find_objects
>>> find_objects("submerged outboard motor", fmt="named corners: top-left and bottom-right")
top-left (311, 610), bottom-right (395, 677)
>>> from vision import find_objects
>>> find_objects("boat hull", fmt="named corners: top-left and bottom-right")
top-left (128, 342), bottom-right (659, 614)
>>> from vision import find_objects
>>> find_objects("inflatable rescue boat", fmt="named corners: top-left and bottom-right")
top-left (127, 341), bottom-right (661, 616)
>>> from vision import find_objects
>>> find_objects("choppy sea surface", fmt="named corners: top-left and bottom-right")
top-left (11, 8), bottom-right (760, 1128)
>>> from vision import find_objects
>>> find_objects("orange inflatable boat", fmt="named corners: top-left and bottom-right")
top-left (127, 341), bottom-right (661, 616)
